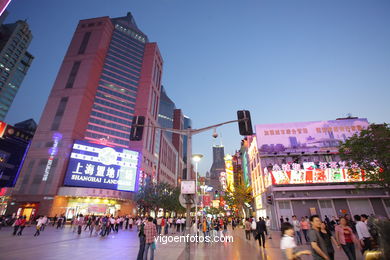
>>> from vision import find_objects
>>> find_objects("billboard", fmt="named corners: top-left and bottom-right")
top-left (64, 140), bottom-right (140, 192)
top-left (255, 118), bottom-right (369, 154)
top-left (224, 154), bottom-right (234, 191)
top-left (265, 161), bottom-right (364, 185)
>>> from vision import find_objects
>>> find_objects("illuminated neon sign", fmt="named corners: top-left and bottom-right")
top-left (264, 161), bottom-right (364, 185)
top-left (63, 140), bottom-right (140, 192)
top-left (42, 133), bottom-right (62, 181)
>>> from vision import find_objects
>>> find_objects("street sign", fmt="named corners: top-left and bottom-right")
top-left (181, 180), bottom-right (196, 194)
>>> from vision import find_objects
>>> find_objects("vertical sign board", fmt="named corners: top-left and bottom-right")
top-left (64, 140), bottom-right (140, 192)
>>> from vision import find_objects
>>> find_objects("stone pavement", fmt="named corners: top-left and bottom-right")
top-left (0, 225), bottom-right (364, 260)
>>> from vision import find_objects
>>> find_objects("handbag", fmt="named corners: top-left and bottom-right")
top-left (151, 241), bottom-right (156, 250)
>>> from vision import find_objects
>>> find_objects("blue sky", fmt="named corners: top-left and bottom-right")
top-left (5, 0), bottom-right (390, 175)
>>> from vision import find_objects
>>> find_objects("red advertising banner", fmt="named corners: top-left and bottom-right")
top-left (203, 195), bottom-right (211, 206)
top-left (0, 121), bottom-right (7, 138)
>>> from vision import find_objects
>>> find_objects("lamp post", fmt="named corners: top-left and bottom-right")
top-left (192, 154), bottom-right (203, 229)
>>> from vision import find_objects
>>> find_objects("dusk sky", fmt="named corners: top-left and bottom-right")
top-left (5, 0), bottom-right (390, 175)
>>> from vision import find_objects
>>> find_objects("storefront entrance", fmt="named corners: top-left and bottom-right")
top-left (65, 198), bottom-right (121, 219)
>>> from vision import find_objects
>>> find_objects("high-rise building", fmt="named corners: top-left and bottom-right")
top-left (208, 145), bottom-right (225, 191)
top-left (157, 86), bottom-right (175, 142)
top-left (7, 13), bottom-right (167, 219)
top-left (0, 17), bottom-right (33, 120)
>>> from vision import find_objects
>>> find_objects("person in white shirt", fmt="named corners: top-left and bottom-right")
top-left (354, 215), bottom-right (372, 254)
top-left (280, 222), bottom-right (311, 260)
top-left (129, 217), bottom-right (134, 229)
top-left (251, 218), bottom-right (257, 239)
top-left (34, 216), bottom-right (45, 237)
top-left (265, 216), bottom-right (272, 239)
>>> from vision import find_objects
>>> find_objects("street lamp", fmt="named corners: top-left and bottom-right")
top-left (192, 154), bottom-right (203, 229)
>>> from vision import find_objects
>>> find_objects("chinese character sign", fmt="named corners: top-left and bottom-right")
top-left (64, 140), bottom-right (140, 192)
top-left (268, 162), bottom-right (364, 185)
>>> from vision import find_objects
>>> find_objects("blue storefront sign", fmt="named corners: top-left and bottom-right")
top-left (64, 140), bottom-right (140, 192)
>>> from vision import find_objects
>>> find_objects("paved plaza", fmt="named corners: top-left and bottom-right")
top-left (0, 225), bottom-right (363, 260)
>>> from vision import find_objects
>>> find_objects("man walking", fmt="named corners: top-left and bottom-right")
top-left (308, 215), bottom-right (330, 260)
top-left (292, 215), bottom-right (303, 245)
top-left (245, 218), bottom-right (251, 240)
top-left (354, 215), bottom-right (372, 254)
top-left (256, 217), bottom-right (267, 248)
top-left (143, 217), bottom-right (157, 260)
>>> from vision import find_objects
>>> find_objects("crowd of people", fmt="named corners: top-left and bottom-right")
top-left (1, 212), bottom-right (388, 260)
top-left (279, 213), bottom-right (383, 260)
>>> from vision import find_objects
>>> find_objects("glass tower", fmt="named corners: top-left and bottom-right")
top-left (0, 19), bottom-right (33, 120)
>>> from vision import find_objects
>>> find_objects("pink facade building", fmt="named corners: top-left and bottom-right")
top-left (6, 13), bottom-right (174, 219)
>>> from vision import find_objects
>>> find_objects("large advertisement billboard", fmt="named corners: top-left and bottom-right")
top-left (64, 140), bottom-right (140, 192)
top-left (255, 118), bottom-right (369, 154)
top-left (265, 161), bottom-right (364, 185)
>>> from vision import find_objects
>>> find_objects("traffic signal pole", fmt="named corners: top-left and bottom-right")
top-left (131, 115), bottom-right (252, 260)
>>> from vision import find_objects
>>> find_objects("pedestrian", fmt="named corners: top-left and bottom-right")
top-left (137, 219), bottom-right (146, 260)
top-left (265, 216), bottom-right (272, 239)
top-left (320, 221), bottom-right (338, 260)
top-left (280, 215), bottom-right (284, 226)
top-left (41, 215), bottom-right (48, 231)
top-left (292, 215), bottom-right (302, 245)
top-left (300, 216), bottom-right (310, 243)
top-left (34, 216), bottom-right (44, 237)
top-left (256, 217), bottom-right (267, 248)
top-left (143, 217), bottom-right (157, 260)
top-left (12, 216), bottom-right (22, 235)
top-left (285, 217), bottom-right (290, 224)
top-left (16, 216), bottom-right (27, 236)
top-left (335, 216), bottom-right (358, 260)
top-left (354, 214), bottom-right (372, 254)
top-left (176, 218), bottom-right (181, 233)
top-left (251, 217), bottom-right (257, 240)
top-left (156, 217), bottom-right (162, 235)
top-left (129, 217), bottom-right (134, 230)
top-left (223, 219), bottom-right (228, 236)
top-left (308, 215), bottom-right (330, 260)
top-left (77, 214), bottom-right (84, 235)
top-left (280, 222), bottom-right (311, 260)
top-left (164, 217), bottom-right (169, 235)
top-left (181, 217), bottom-right (186, 233)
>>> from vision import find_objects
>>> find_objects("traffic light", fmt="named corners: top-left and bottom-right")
top-left (237, 110), bottom-right (253, 136)
top-left (266, 195), bottom-right (273, 205)
top-left (130, 116), bottom-right (145, 141)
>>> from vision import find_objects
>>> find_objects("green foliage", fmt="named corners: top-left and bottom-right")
top-left (223, 182), bottom-right (253, 217)
top-left (339, 123), bottom-right (390, 190)
top-left (135, 181), bottom-right (185, 215)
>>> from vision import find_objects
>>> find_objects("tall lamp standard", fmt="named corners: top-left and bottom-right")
top-left (192, 154), bottom-right (203, 228)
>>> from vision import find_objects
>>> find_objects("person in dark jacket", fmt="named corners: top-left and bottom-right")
top-left (256, 217), bottom-right (267, 248)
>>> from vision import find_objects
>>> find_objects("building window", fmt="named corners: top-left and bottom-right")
top-left (51, 97), bottom-right (69, 130)
top-left (65, 61), bottom-right (81, 88)
top-left (78, 31), bottom-right (91, 54)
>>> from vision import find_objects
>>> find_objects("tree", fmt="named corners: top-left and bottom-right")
top-left (339, 123), bottom-right (390, 190)
top-left (223, 182), bottom-right (253, 218)
top-left (135, 181), bottom-right (184, 216)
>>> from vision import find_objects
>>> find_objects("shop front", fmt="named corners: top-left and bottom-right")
top-left (64, 197), bottom-right (122, 219)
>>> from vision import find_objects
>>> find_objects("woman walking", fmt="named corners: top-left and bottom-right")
top-left (280, 222), bottom-right (311, 260)
top-left (16, 216), bottom-right (27, 236)
top-left (335, 217), bottom-right (359, 260)
top-left (320, 221), bottom-right (339, 260)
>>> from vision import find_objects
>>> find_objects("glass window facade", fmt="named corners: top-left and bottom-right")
top-left (85, 24), bottom-right (145, 147)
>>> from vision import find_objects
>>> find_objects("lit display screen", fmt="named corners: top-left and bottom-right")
top-left (265, 162), bottom-right (364, 185)
top-left (64, 140), bottom-right (140, 192)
